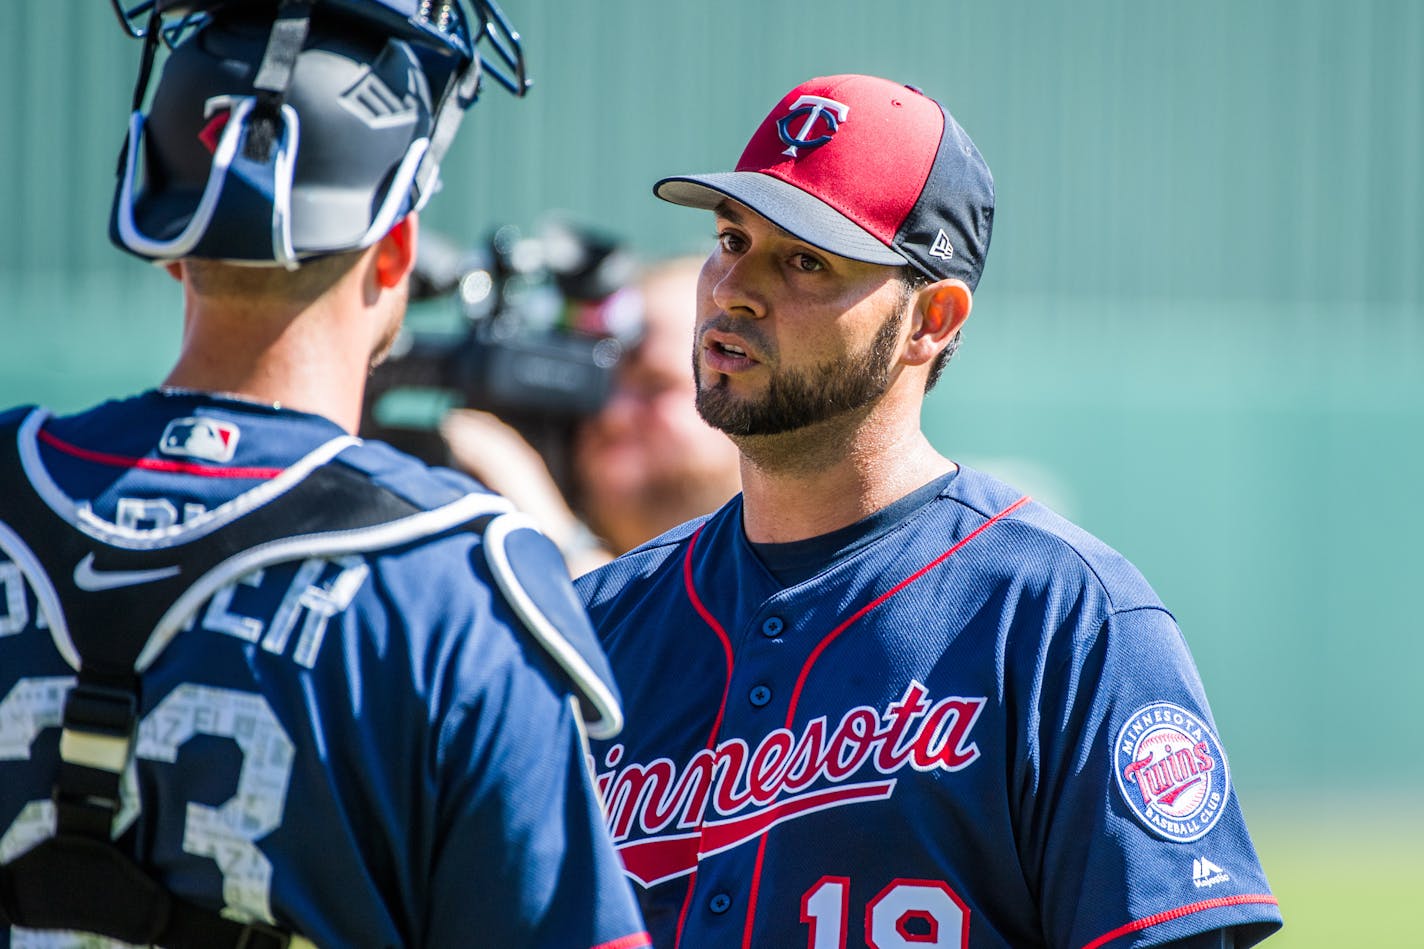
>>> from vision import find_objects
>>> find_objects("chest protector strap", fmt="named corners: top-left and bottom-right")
top-left (0, 412), bottom-right (507, 949)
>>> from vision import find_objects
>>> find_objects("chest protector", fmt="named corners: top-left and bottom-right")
top-left (0, 408), bottom-right (617, 948)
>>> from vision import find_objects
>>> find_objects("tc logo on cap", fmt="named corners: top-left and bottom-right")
top-left (777, 95), bottom-right (850, 158)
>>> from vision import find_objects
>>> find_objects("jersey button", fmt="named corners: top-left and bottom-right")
top-left (709, 893), bottom-right (732, 914)
top-left (749, 685), bottom-right (772, 708)
top-left (761, 616), bottom-right (784, 637)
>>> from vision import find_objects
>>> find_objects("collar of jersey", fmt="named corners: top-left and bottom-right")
top-left (747, 469), bottom-right (960, 586)
top-left (17, 407), bottom-right (361, 550)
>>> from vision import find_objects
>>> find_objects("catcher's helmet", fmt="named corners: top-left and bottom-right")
top-left (108, 0), bottom-right (528, 267)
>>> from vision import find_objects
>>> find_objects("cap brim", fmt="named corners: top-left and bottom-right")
top-left (654, 172), bottom-right (907, 268)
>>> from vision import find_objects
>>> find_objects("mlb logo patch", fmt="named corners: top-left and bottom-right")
top-left (1113, 702), bottom-right (1230, 843)
top-left (160, 417), bottom-right (240, 463)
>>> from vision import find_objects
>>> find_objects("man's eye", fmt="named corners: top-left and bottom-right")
top-left (792, 253), bottom-right (824, 273)
top-left (716, 231), bottom-right (745, 252)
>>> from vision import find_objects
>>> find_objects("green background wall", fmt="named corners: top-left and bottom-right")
top-left (2, 0), bottom-right (1420, 830)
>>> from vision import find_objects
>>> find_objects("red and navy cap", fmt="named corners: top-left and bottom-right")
top-left (655, 74), bottom-right (994, 289)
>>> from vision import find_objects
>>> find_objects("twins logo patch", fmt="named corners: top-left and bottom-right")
top-left (1114, 702), bottom-right (1229, 843)
top-left (160, 417), bottom-right (240, 463)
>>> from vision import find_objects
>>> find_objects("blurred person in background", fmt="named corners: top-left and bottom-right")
top-left (443, 255), bottom-right (741, 575)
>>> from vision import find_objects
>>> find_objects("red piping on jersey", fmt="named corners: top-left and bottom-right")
top-left (784, 494), bottom-right (1032, 722)
top-left (38, 428), bottom-right (285, 479)
top-left (681, 525), bottom-right (735, 743)
top-left (590, 932), bottom-right (654, 949)
top-left (679, 495), bottom-right (1031, 949)
top-left (1079, 894), bottom-right (1281, 949)
top-left (740, 493), bottom-right (1030, 949)
top-left (740, 830), bottom-right (773, 949)
top-left (673, 524), bottom-right (736, 948)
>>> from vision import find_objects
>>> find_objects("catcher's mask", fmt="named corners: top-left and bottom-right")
top-left (108, 0), bottom-right (529, 267)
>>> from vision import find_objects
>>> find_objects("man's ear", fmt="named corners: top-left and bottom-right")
top-left (164, 261), bottom-right (184, 282)
top-left (374, 213), bottom-right (418, 290)
top-left (904, 278), bottom-right (973, 366)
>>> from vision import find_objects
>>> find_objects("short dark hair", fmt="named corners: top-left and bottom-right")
top-left (900, 267), bottom-right (961, 392)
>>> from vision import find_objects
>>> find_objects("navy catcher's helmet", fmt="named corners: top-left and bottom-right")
top-left (108, 0), bottom-right (528, 267)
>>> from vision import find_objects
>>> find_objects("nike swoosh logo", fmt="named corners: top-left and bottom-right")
top-left (73, 553), bottom-right (181, 592)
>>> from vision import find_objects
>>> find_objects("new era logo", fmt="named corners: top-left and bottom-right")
top-left (1192, 857), bottom-right (1230, 888)
top-left (929, 229), bottom-right (955, 261)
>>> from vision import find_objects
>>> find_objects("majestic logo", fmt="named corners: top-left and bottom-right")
top-left (1114, 702), bottom-right (1229, 842)
top-left (160, 417), bottom-right (240, 463)
top-left (777, 95), bottom-right (850, 158)
top-left (929, 229), bottom-right (955, 261)
top-left (1192, 856), bottom-right (1231, 888)
top-left (73, 553), bottom-right (180, 592)
top-left (597, 681), bottom-right (985, 887)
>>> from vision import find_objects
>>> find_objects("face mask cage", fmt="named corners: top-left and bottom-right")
top-left (108, 0), bottom-right (529, 265)
top-left (109, 1), bottom-right (529, 105)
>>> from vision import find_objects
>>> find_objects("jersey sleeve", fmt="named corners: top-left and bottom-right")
top-left (425, 686), bottom-right (648, 947)
top-left (422, 573), bottom-right (649, 949)
top-left (1024, 605), bottom-right (1282, 949)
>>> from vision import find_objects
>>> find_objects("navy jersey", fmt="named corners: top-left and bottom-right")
top-left (0, 390), bottom-right (649, 949)
top-left (579, 466), bottom-right (1282, 949)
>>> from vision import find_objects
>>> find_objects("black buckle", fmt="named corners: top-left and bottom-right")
top-left (54, 680), bottom-right (139, 837)
top-left (51, 787), bottom-right (118, 838)
top-left (235, 920), bottom-right (292, 949)
top-left (63, 681), bottom-right (138, 739)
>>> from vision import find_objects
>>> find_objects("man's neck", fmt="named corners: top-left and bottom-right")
top-left (736, 420), bottom-right (955, 544)
top-left (164, 285), bottom-right (374, 434)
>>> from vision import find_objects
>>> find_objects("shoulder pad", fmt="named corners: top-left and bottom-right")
top-left (0, 405), bottom-right (38, 433)
top-left (482, 513), bottom-right (623, 739)
top-left (335, 440), bottom-right (495, 512)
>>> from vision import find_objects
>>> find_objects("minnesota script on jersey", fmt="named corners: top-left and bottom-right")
top-left (0, 391), bottom-right (646, 948)
top-left (579, 467), bottom-right (1283, 948)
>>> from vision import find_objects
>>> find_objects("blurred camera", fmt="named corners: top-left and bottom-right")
top-left (360, 218), bottom-right (642, 491)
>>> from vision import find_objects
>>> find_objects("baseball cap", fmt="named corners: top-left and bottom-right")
top-left (655, 74), bottom-right (995, 289)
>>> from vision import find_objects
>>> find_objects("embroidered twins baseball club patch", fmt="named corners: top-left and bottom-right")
top-left (1114, 702), bottom-right (1230, 842)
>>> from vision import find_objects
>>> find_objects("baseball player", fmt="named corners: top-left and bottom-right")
top-left (578, 74), bottom-right (1283, 948)
top-left (0, 2), bottom-right (649, 948)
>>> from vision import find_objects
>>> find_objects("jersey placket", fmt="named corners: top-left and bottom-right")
top-left (672, 574), bottom-right (793, 944)
top-left (680, 533), bottom-right (896, 949)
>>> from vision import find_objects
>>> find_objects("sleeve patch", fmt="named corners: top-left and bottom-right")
top-left (1113, 702), bottom-right (1230, 842)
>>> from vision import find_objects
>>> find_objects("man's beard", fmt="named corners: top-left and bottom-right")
top-left (695, 309), bottom-right (903, 437)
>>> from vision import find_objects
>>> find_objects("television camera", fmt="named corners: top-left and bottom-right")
top-left (360, 219), bottom-right (643, 494)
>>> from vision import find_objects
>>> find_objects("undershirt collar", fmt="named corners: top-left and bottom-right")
top-left (747, 468), bottom-right (960, 588)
